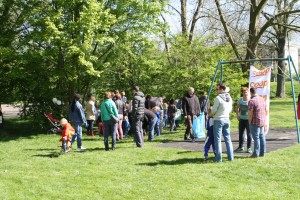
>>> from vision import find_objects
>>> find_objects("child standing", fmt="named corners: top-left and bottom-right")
top-left (123, 115), bottom-right (131, 137)
top-left (203, 116), bottom-right (216, 161)
top-left (162, 103), bottom-right (168, 129)
top-left (153, 106), bottom-right (161, 136)
top-left (59, 118), bottom-right (75, 152)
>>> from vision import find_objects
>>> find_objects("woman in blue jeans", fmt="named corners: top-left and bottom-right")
top-left (69, 94), bottom-right (87, 151)
top-left (210, 83), bottom-right (234, 162)
top-left (100, 92), bottom-right (119, 151)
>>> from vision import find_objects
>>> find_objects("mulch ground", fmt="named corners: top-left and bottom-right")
top-left (157, 128), bottom-right (299, 155)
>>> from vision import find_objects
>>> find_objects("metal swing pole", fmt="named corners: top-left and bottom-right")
top-left (220, 63), bottom-right (223, 83)
top-left (287, 56), bottom-right (300, 144)
top-left (203, 61), bottom-right (222, 113)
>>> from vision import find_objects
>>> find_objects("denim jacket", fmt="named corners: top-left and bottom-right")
top-left (68, 101), bottom-right (87, 125)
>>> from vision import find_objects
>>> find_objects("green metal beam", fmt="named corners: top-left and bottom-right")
top-left (205, 57), bottom-right (300, 144)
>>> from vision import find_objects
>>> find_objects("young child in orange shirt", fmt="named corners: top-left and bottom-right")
top-left (60, 118), bottom-right (75, 152)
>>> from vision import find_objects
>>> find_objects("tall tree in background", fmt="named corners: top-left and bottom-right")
top-left (0, 0), bottom-right (29, 103)
top-left (265, 0), bottom-right (300, 97)
top-left (168, 0), bottom-right (204, 43)
top-left (214, 0), bottom-right (300, 73)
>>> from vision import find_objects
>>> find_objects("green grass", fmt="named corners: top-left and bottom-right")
top-left (0, 128), bottom-right (300, 199)
top-left (1, 114), bottom-right (300, 199)
top-left (270, 81), bottom-right (300, 98)
top-left (0, 94), bottom-right (300, 199)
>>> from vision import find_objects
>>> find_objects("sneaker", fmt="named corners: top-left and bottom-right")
top-left (247, 148), bottom-right (253, 153)
top-left (234, 147), bottom-right (244, 152)
top-left (77, 147), bottom-right (86, 151)
top-left (204, 156), bottom-right (208, 161)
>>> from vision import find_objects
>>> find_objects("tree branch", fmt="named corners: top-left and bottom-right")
top-left (214, 0), bottom-right (242, 60)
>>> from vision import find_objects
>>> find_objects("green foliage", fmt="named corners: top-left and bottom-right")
top-left (0, 0), bottom-right (164, 120)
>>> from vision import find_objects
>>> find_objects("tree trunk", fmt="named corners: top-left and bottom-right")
top-left (180, 0), bottom-right (187, 38)
top-left (276, 37), bottom-right (286, 98)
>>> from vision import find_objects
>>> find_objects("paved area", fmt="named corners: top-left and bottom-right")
top-left (157, 128), bottom-right (299, 154)
top-left (2, 104), bottom-right (299, 154)
top-left (1, 104), bottom-right (21, 118)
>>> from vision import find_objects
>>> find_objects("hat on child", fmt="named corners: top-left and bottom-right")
top-left (60, 118), bottom-right (68, 125)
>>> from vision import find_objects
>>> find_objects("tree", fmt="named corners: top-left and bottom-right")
top-left (264, 0), bottom-right (300, 97)
top-left (214, 0), bottom-right (300, 75)
top-left (0, 0), bottom-right (165, 121)
top-left (167, 0), bottom-right (204, 43)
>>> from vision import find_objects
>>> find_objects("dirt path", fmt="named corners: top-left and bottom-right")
top-left (157, 128), bottom-right (299, 154)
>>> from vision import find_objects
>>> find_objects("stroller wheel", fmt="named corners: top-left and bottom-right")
top-left (53, 127), bottom-right (59, 133)
top-left (47, 128), bottom-right (58, 134)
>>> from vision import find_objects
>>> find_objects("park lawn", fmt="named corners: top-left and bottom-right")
top-left (1, 120), bottom-right (300, 199)
top-left (0, 96), bottom-right (299, 199)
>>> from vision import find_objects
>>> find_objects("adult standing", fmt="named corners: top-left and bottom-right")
top-left (144, 108), bottom-right (158, 141)
top-left (114, 91), bottom-right (125, 140)
top-left (234, 87), bottom-right (252, 153)
top-left (182, 87), bottom-right (201, 141)
top-left (248, 87), bottom-right (267, 158)
top-left (100, 91), bottom-right (119, 151)
top-left (85, 95), bottom-right (96, 137)
top-left (167, 99), bottom-right (177, 132)
top-left (210, 83), bottom-right (233, 162)
top-left (69, 93), bottom-right (87, 151)
top-left (132, 86), bottom-right (145, 148)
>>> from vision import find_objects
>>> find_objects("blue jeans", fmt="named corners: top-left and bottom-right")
top-left (148, 117), bottom-right (158, 141)
top-left (213, 119), bottom-right (234, 162)
top-left (86, 120), bottom-right (94, 132)
top-left (204, 126), bottom-right (215, 157)
top-left (162, 117), bottom-right (168, 128)
top-left (155, 119), bottom-right (160, 136)
top-left (103, 120), bottom-right (117, 150)
top-left (169, 116), bottom-right (176, 132)
top-left (71, 121), bottom-right (83, 149)
top-left (62, 139), bottom-right (67, 151)
top-left (250, 124), bottom-right (266, 157)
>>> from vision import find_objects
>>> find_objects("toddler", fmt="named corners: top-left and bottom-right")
top-left (59, 118), bottom-right (75, 152)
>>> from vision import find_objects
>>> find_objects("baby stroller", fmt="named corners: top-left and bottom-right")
top-left (44, 112), bottom-right (61, 134)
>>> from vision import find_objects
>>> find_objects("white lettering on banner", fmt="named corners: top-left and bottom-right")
top-left (249, 66), bottom-right (271, 134)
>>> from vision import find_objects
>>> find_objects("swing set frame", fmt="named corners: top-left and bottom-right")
top-left (204, 56), bottom-right (300, 144)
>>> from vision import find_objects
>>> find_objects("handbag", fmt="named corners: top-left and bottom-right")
top-left (105, 104), bottom-right (118, 123)
top-left (192, 113), bottom-right (205, 138)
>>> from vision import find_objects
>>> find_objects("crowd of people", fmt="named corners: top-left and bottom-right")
top-left (59, 84), bottom-right (273, 162)
top-left (59, 86), bottom-right (182, 152)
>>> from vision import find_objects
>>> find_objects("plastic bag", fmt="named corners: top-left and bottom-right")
top-left (192, 113), bottom-right (205, 138)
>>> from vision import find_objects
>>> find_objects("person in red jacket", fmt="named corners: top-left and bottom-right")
top-left (60, 118), bottom-right (75, 152)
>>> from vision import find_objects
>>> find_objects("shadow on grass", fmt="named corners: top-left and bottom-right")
top-left (138, 154), bottom-right (249, 166)
top-left (33, 151), bottom-right (65, 158)
top-left (26, 148), bottom-right (57, 151)
top-left (0, 119), bottom-right (43, 142)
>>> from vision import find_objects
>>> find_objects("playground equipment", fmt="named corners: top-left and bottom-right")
top-left (204, 56), bottom-right (300, 143)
